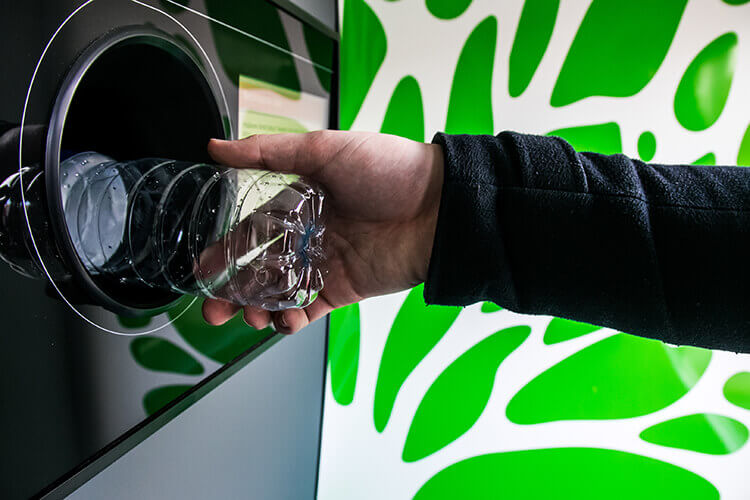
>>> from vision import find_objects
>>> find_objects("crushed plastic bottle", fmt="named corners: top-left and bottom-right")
top-left (60, 151), bottom-right (326, 310)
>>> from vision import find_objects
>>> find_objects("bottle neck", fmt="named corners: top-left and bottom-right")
top-left (0, 165), bottom-right (70, 280)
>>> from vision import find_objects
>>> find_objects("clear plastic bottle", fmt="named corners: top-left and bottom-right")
top-left (60, 151), bottom-right (326, 310)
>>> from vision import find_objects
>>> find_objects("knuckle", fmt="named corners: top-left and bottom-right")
top-left (305, 130), bottom-right (334, 164)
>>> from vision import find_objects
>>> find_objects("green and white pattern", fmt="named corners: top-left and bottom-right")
top-left (319, 0), bottom-right (750, 498)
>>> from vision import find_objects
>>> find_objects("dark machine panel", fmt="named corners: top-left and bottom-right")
top-left (0, 1), bottom-right (336, 498)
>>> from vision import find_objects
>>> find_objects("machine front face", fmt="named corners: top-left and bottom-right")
top-left (0, 1), bottom-right (335, 498)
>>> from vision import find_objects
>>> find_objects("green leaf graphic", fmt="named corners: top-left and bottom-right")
top-left (738, 123), bottom-right (750, 166)
top-left (169, 298), bottom-right (273, 365)
top-left (544, 317), bottom-right (601, 345)
top-left (693, 153), bottom-right (717, 166)
top-left (724, 372), bottom-right (750, 410)
top-left (480, 302), bottom-right (503, 313)
top-left (674, 33), bottom-right (738, 131)
top-left (637, 131), bottom-right (657, 162)
top-left (426, 0), bottom-right (472, 19)
top-left (445, 16), bottom-right (497, 134)
top-left (143, 384), bottom-right (193, 416)
top-left (509, 0), bottom-right (559, 97)
top-left (640, 413), bottom-right (748, 455)
top-left (130, 337), bottom-right (204, 376)
top-left (340, 0), bottom-right (387, 129)
top-left (723, 0), bottom-right (750, 4)
top-left (548, 122), bottom-right (622, 155)
top-left (506, 333), bottom-right (711, 424)
top-left (414, 448), bottom-right (719, 500)
top-left (551, 0), bottom-right (687, 107)
top-left (373, 285), bottom-right (461, 432)
top-left (403, 326), bottom-right (530, 462)
top-left (381, 76), bottom-right (425, 142)
top-left (329, 303), bottom-right (361, 406)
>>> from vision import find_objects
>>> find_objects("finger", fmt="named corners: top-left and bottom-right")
top-left (194, 237), bottom-right (227, 286)
top-left (243, 305), bottom-right (271, 330)
top-left (272, 308), bottom-right (309, 335)
top-left (302, 294), bottom-right (335, 325)
top-left (202, 298), bottom-right (241, 326)
top-left (271, 294), bottom-right (336, 335)
top-left (207, 133), bottom-right (329, 177)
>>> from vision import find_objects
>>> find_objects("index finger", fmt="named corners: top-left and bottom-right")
top-left (207, 133), bottom-right (330, 177)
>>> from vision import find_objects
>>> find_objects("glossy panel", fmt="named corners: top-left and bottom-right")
top-left (0, 0), bottom-right (333, 498)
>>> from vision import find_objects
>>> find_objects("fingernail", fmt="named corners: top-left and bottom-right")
top-left (241, 312), bottom-right (252, 328)
top-left (274, 313), bottom-right (291, 334)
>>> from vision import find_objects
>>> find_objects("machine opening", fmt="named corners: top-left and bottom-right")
top-left (47, 30), bottom-right (228, 314)
top-left (62, 36), bottom-right (224, 167)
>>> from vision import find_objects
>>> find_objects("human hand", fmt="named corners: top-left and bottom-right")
top-left (201, 130), bottom-right (444, 334)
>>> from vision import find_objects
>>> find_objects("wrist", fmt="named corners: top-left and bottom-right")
top-left (415, 143), bottom-right (444, 284)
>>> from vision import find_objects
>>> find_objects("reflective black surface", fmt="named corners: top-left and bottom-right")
top-left (0, 1), bottom-right (334, 498)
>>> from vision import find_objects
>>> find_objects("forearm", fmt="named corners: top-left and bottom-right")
top-left (425, 131), bottom-right (750, 352)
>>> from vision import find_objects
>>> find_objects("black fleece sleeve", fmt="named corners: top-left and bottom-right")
top-left (425, 132), bottom-right (750, 353)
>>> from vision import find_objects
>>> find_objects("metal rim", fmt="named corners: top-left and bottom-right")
top-left (44, 25), bottom-right (230, 316)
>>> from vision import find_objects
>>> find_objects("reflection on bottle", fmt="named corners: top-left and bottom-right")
top-left (2, 152), bottom-right (326, 311)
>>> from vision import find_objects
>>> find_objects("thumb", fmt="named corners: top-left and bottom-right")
top-left (207, 133), bottom-right (325, 177)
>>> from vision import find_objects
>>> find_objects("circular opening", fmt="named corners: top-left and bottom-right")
top-left (48, 28), bottom-right (228, 314)
top-left (61, 35), bottom-right (224, 162)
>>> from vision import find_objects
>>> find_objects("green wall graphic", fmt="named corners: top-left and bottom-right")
top-left (739, 124), bottom-right (750, 165)
top-left (402, 326), bottom-right (530, 462)
top-left (381, 76), bottom-right (425, 142)
top-left (543, 317), bottom-right (601, 345)
top-left (480, 301), bottom-right (502, 313)
top-left (674, 32), bottom-right (738, 131)
top-left (425, 0), bottom-right (472, 20)
top-left (328, 303), bottom-right (361, 406)
top-left (445, 16), bottom-right (497, 135)
top-left (639, 413), bottom-right (748, 455)
top-left (506, 334), bottom-right (711, 424)
top-left (508, 0), bottom-right (559, 98)
top-left (340, 0), bottom-right (387, 130)
top-left (373, 285), bottom-right (460, 432)
top-left (724, 372), bottom-right (750, 410)
top-left (414, 448), bottom-right (719, 500)
top-left (547, 122), bottom-right (622, 155)
top-left (637, 131), bottom-right (657, 162)
top-left (550, 0), bottom-right (687, 107)
top-left (321, 1), bottom-right (750, 498)
top-left (694, 152), bottom-right (717, 166)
